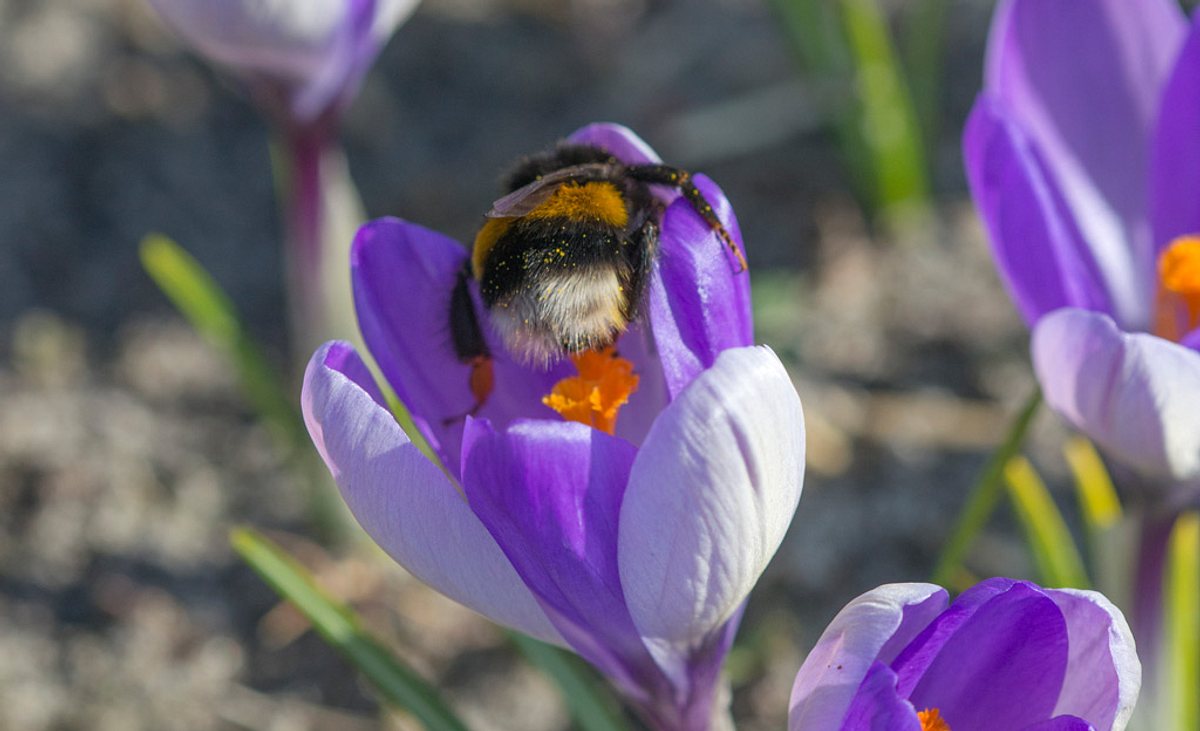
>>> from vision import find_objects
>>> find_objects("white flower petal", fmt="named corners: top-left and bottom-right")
top-left (618, 346), bottom-right (805, 659)
top-left (1032, 308), bottom-right (1200, 480)
top-left (302, 342), bottom-right (562, 644)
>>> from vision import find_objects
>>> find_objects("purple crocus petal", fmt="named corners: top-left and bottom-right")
top-left (837, 662), bottom-right (922, 731)
top-left (985, 0), bottom-right (1186, 329)
top-left (351, 217), bottom-right (569, 472)
top-left (619, 347), bottom-right (803, 678)
top-left (1182, 325), bottom-right (1200, 352)
top-left (1043, 588), bottom-right (1140, 730)
top-left (964, 96), bottom-right (1116, 324)
top-left (610, 322), bottom-right (669, 446)
top-left (789, 584), bottom-right (947, 731)
top-left (459, 417), bottom-right (663, 696)
top-left (889, 577), bottom-right (1018, 693)
top-left (901, 581), bottom-right (1070, 731)
top-left (1023, 717), bottom-right (1095, 731)
top-left (149, 0), bottom-right (344, 84)
top-left (290, 0), bottom-right (377, 121)
top-left (1032, 307), bottom-right (1200, 480)
top-left (646, 175), bottom-right (753, 399)
top-left (1152, 14), bottom-right (1200, 253)
top-left (567, 123), bottom-right (662, 165)
top-left (300, 341), bottom-right (562, 645)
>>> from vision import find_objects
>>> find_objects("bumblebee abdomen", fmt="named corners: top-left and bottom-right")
top-left (479, 216), bottom-right (627, 297)
top-left (475, 213), bottom-right (635, 363)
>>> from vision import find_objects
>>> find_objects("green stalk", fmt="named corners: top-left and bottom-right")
top-left (839, 0), bottom-right (931, 223)
top-left (931, 388), bottom-right (1042, 589)
top-left (1164, 512), bottom-right (1200, 731)
top-left (1003, 455), bottom-right (1090, 589)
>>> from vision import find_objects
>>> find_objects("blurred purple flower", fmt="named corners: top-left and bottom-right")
top-left (964, 0), bottom-right (1200, 482)
top-left (148, 0), bottom-right (417, 125)
top-left (148, 0), bottom-right (419, 351)
top-left (789, 579), bottom-right (1140, 731)
top-left (301, 125), bottom-right (806, 730)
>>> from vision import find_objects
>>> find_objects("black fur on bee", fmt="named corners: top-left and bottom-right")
top-left (444, 141), bottom-right (744, 420)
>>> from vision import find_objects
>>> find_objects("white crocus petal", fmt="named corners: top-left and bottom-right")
top-left (302, 342), bottom-right (563, 645)
top-left (1045, 588), bottom-right (1141, 731)
top-left (618, 346), bottom-right (805, 670)
top-left (1032, 307), bottom-right (1200, 481)
top-left (788, 583), bottom-right (948, 731)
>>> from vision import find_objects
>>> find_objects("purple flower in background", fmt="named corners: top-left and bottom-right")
top-left (789, 579), bottom-right (1140, 731)
top-left (964, 0), bottom-right (1200, 482)
top-left (147, 0), bottom-right (417, 124)
top-left (148, 0), bottom-right (420, 351)
top-left (302, 124), bottom-right (806, 730)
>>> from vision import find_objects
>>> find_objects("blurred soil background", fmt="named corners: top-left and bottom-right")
top-left (0, 0), bottom-right (1076, 729)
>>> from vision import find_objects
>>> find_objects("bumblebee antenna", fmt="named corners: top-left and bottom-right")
top-left (626, 165), bottom-right (748, 272)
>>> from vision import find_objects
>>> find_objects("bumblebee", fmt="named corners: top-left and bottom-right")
top-left (448, 141), bottom-right (746, 417)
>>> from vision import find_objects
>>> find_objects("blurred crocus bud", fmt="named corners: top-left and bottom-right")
top-left (148, 0), bottom-right (419, 124)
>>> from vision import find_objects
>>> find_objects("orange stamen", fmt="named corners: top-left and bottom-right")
top-left (542, 347), bottom-right (639, 435)
top-left (917, 708), bottom-right (951, 731)
top-left (1156, 235), bottom-right (1200, 341)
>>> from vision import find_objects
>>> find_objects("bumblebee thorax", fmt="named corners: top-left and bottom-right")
top-left (523, 181), bottom-right (628, 228)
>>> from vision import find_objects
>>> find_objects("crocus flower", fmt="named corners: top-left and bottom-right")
top-left (147, 0), bottom-right (418, 124)
top-left (148, 0), bottom-right (419, 352)
top-left (789, 578), bottom-right (1140, 731)
top-left (302, 124), bottom-right (806, 730)
top-left (964, 0), bottom-right (1200, 483)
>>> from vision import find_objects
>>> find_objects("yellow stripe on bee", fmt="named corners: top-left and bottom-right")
top-left (525, 182), bottom-right (629, 228)
top-left (472, 217), bottom-right (513, 279)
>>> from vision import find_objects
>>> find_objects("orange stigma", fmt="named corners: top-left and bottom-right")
top-left (1156, 235), bottom-right (1200, 341)
top-left (542, 347), bottom-right (639, 435)
top-left (917, 708), bottom-right (951, 731)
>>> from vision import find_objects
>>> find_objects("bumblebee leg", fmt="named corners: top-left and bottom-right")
top-left (465, 355), bottom-right (494, 416)
top-left (447, 261), bottom-right (493, 423)
top-left (626, 164), bottom-right (748, 272)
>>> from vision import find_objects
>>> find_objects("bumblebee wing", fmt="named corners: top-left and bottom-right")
top-left (486, 163), bottom-right (618, 218)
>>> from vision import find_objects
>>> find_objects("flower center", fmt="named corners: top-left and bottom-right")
top-left (542, 347), bottom-right (639, 435)
top-left (917, 708), bottom-right (951, 731)
top-left (1155, 235), bottom-right (1200, 341)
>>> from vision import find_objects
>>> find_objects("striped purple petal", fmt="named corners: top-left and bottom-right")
top-left (983, 0), bottom-right (1187, 329)
top-left (964, 96), bottom-right (1116, 324)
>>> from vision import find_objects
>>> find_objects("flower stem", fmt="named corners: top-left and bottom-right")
top-left (275, 121), bottom-right (365, 362)
top-left (930, 387), bottom-right (1042, 589)
top-left (278, 123), bottom-right (328, 354)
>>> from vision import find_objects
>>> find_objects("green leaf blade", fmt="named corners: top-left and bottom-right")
top-left (931, 388), bottom-right (1042, 590)
top-left (838, 0), bottom-right (931, 218)
top-left (230, 526), bottom-right (471, 731)
top-left (1063, 436), bottom-right (1122, 534)
top-left (1165, 512), bottom-right (1200, 731)
top-left (1003, 456), bottom-right (1090, 590)
top-left (140, 233), bottom-right (241, 345)
top-left (140, 234), bottom-right (305, 448)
